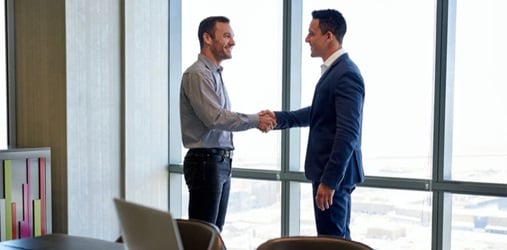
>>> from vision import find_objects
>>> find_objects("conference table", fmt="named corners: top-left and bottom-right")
top-left (0, 234), bottom-right (124, 250)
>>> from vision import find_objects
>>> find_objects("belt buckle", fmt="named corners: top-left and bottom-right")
top-left (224, 150), bottom-right (233, 158)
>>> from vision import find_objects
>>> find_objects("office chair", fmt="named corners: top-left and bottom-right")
top-left (256, 236), bottom-right (373, 250)
top-left (176, 218), bottom-right (227, 250)
top-left (116, 218), bottom-right (226, 249)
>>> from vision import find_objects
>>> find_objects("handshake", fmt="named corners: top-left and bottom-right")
top-left (257, 110), bottom-right (277, 133)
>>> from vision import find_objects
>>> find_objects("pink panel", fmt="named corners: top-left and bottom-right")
top-left (39, 158), bottom-right (46, 235)
top-left (19, 184), bottom-right (31, 238)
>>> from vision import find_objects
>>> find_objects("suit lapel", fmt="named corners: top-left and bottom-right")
top-left (314, 53), bottom-right (348, 92)
top-left (310, 53), bottom-right (349, 118)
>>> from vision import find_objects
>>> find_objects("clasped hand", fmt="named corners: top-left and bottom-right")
top-left (257, 110), bottom-right (276, 133)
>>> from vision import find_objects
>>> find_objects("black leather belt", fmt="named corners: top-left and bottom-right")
top-left (187, 148), bottom-right (233, 158)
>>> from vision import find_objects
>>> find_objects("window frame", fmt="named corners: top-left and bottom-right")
top-left (168, 1), bottom-right (507, 249)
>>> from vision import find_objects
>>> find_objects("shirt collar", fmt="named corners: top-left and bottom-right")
top-left (320, 48), bottom-right (345, 75)
top-left (198, 54), bottom-right (223, 73)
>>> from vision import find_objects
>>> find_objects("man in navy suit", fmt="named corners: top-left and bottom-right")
top-left (265, 9), bottom-right (365, 239)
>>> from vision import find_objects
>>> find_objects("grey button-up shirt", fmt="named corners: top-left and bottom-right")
top-left (179, 54), bottom-right (259, 150)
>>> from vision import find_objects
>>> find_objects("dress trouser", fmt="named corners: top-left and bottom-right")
top-left (312, 181), bottom-right (356, 240)
top-left (183, 149), bottom-right (232, 231)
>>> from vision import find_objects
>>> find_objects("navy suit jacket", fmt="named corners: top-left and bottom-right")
top-left (275, 53), bottom-right (365, 189)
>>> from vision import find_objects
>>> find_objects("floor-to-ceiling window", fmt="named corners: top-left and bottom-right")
top-left (445, 0), bottom-right (507, 248)
top-left (449, 0), bottom-right (507, 185)
top-left (169, 1), bottom-right (507, 249)
top-left (298, 1), bottom-right (436, 248)
top-left (178, 0), bottom-right (285, 248)
top-left (180, 0), bottom-right (283, 171)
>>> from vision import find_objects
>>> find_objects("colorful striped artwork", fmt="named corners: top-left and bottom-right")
top-left (0, 156), bottom-right (49, 241)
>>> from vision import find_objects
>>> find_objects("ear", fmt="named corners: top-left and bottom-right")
top-left (326, 31), bottom-right (333, 40)
top-left (203, 32), bottom-right (213, 45)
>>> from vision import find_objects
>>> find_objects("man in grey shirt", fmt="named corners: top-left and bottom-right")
top-left (179, 16), bottom-right (275, 231)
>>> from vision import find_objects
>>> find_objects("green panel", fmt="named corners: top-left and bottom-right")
top-left (3, 160), bottom-right (12, 240)
top-left (33, 199), bottom-right (41, 236)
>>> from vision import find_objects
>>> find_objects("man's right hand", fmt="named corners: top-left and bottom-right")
top-left (257, 110), bottom-right (277, 132)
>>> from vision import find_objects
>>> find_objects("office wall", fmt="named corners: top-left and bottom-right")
top-left (12, 0), bottom-right (169, 240)
top-left (65, 0), bottom-right (122, 239)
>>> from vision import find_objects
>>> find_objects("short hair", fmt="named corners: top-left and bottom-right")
top-left (311, 9), bottom-right (347, 44)
top-left (198, 16), bottom-right (230, 49)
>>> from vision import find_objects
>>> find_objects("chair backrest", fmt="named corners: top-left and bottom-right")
top-left (256, 236), bottom-right (373, 250)
top-left (113, 198), bottom-right (184, 250)
top-left (176, 218), bottom-right (226, 250)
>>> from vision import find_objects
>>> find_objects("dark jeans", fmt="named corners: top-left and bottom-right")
top-left (183, 150), bottom-right (232, 231)
top-left (312, 181), bottom-right (356, 240)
